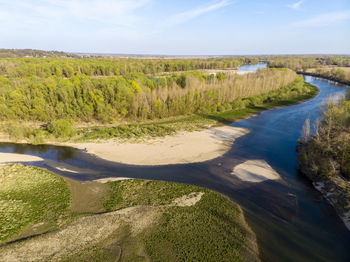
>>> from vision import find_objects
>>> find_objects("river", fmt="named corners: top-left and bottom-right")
top-left (1, 66), bottom-right (349, 261)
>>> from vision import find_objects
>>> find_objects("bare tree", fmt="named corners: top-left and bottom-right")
top-left (302, 117), bottom-right (311, 143)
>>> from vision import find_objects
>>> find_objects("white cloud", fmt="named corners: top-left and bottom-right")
top-left (291, 10), bottom-right (350, 27)
top-left (161, 0), bottom-right (232, 28)
top-left (287, 0), bottom-right (304, 9)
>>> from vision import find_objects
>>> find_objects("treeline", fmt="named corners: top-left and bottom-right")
top-left (0, 49), bottom-right (76, 58)
top-left (299, 94), bottom-right (350, 179)
top-left (0, 68), bottom-right (297, 123)
top-left (305, 68), bottom-right (350, 85)
top-left (268, 56), bottom-right (350, 84)
top-left (0, 57), bottom-right (253, 78)
top-left (268, 56), bottom-right (350, 71)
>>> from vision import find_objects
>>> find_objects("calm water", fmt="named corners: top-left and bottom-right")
top-left (238, 63), bottom-right (267, 71)
top-left (1, 66), bottom-right (350, 261)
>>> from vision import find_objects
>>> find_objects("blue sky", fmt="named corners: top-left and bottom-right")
top-left (0, 0), bottom-right (349, 55)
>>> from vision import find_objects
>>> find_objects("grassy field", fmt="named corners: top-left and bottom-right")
top-left (0, 165), bottom-right (259, 261)
top-left (0, 164), bottom-right (71, 243)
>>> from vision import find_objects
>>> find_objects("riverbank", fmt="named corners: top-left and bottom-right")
top-left (64, 126), bottom-right (248, 165)
top-left (0, 164), bottom-right (260, 261)
top-left (59, 81), bottom-right (318, 165)
top-left (0, 153), bottom-right (43, 164)
top-left (299, 70), bottom-right (350, 86)
top-left (0, 80), bottom-right (318, 166)
top-left (298, 165), bottom-right (350, 231)
top-left (298, 93), bottom-right (350, 231)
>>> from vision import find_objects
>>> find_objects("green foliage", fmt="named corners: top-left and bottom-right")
top-left (0, 56), bottom-right (247, 78)
top-left (216, 72), bottom-right (225, 80)
top-left (0, 57), bottom-right (297, 123)
top-left (74, 79), bottom-right (316, 141)
top-left (0, 79), bottom-right (315, 142)
top-left (0, 164), bottom-right (71, 243)
top-left (48, 119), bottom-right (75, 137)
top-left (78, 124), bottom-right (176, 141)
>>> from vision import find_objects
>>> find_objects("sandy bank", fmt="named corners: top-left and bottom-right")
top-left (0, 153), bottom-right (43, 165)
top-left (172, 192), bottom-right (204, 207)
top-left (67, 126), bottom-right (249, 166)
top-left (232, 160), bottom-right (281, 183)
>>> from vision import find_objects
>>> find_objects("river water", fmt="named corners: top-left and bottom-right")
top-left (238, 63), bottom-right (267, 71)
top-left (1, 66), bottom-right (349, 261)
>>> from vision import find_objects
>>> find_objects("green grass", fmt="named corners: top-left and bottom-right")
top-left (103, 179), bottom-right (199, 211)
top-left (102, 179), bottom-right (256, 262)
top-left (0, 164), bottom-right (71, 243)
top-left (143, 192), bottom-right (248, 262)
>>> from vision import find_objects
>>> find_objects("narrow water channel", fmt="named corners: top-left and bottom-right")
top-left (1, 68), bottom-right (349, 261)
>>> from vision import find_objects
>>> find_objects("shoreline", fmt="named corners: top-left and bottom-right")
top-left (0, 83), bottom-right (319, 166)
top-left (299, 72), bottom-right (350, 86)
top-left (62, 126), bottom-right (249, 166)
top-left (299, 168), bottom-right (350, 231)
top-left (0, 153), bottom-right (43, 165)
top-left (0, 127), bottom-right (250, 167)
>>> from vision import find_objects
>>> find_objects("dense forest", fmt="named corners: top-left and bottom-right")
top-left (0, 54), bottom-right (320, 142)
top-left (0, 56), bottom-right (254, 77)
top-left (0, 56), bottom-right (297, 123)
top-left (0, 67), bottom-right (297, 122)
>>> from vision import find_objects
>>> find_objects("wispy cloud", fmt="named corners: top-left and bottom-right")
top-left (161, 0), bottom-right (232, 28)
top-left (291, 10), bottom-right (350, 27)
top-left (287, 0), bottom-right (304, 9)
top-left (0, 0), bottom-right (151, 30)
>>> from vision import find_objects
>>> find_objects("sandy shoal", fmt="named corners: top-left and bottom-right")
top-left (232, 160), bottom-right (281, 183)
top-left (67, 126), bottom-right (249, 166)
top-left (0, 153), bottom-right (43, 164)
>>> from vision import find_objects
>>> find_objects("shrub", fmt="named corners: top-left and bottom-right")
top-left (48, 119), bottom-right (75, 137)
top-left (6, 122), bottom-right (29, 141)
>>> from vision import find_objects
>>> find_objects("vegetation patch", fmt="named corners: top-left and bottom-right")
top-left (0, 168), bottom-right (259, 261)
top-left (143, 191), bottom-right (251, 262)
top-left (103, 179), bottom-right (200, 211)
top-left (0, 164), bottom-right (71, 243)
top-left (103, 179), bottom-right (258, 261)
